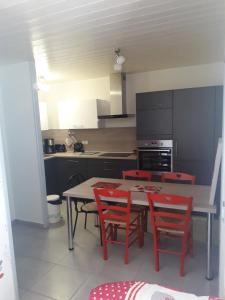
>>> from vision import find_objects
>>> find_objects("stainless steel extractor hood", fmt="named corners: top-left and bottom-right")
top-left (98, 73), bottom-right (131, 119)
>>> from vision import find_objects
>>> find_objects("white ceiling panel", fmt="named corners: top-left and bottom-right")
top-left (0, 0), bottom-right (224, 80)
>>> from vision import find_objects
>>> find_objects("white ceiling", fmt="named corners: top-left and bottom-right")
top-left (0, 0), bottom-right (225, 81)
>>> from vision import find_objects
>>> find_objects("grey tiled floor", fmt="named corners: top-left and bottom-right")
top-left (13, 203), bottom-right (219, 300)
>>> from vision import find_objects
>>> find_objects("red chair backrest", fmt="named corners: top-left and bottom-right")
top-left (93, 188), bottom-right (131, 224)
top-left (122, 170), bottom-right (152, 181)
top-left (147, 193), bottom-right (193, 233)
top-left (161, 172), bottom-right (196, 184)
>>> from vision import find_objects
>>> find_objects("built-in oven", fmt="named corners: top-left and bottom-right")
top-left (137, 140), bottom-right (173, 174)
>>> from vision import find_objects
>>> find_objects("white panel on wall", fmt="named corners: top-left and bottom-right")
top-left (0, 93), bottom-right (18, 300)
top-left (0, 61), bottom-right (48, 225)
top-left (39, 101), bottom-right (49, 130)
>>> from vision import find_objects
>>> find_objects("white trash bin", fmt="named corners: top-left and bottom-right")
top-left (47, 194), bottom-right (62, 224)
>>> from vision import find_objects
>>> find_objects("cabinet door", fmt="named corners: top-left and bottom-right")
top-left (173, 160), bottom-right (212, 185)
top-left (136, 91), bottom-right (172, 110)
top-left (173, 87), bottom-right (215, 161)
top-left (87, 159), bottom-right (104, 178)
top-left (44, 158), bottom-right (58, 195)
top-left (56, 158), bottom-right (88, 195)
top-left (136, 91), bottom-right (173, 140)
top-left (137, 109), bottom-right (172, 139)
top-left (58, 100), bottom-right (98, 129)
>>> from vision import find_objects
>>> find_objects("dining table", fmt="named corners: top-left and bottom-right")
top-left (63, 177), bottom-right (216, 280)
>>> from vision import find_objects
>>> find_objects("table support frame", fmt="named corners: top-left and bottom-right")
top-left (206, 212), bottom-right (213, 280)
top-left (67, 196), bottom-right (74, 250)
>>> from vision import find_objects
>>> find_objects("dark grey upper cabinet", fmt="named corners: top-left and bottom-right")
top-left (136, 90), bottom-right (173, 139)
top-left (137, 109), bottom-right (172, 139)
top-left (136, 90), bottom-right (172, 110)
top-left (173, 87), bottom-right (215, 161)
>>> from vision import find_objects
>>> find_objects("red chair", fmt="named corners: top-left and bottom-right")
top-left (147, 193), bottom-right (193, 276)
top-left (161, 172), bottom-right (196, 184)
top-left (123, 170), bottom-right (152, 235)
top-left (93, 188), bottom-right (142, 264)
top-left (122, 170), bottom-right (152, 181)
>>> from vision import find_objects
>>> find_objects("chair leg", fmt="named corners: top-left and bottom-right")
top-left (180, 254), bottom-right (185, 277)
top-left (102, 223), bottom-right (108, 260)
top-left (113, 224), bottom-right (118, 241)
top-left (124, 225), bottom-right (129, 264)
top-left (153, 231), bottom-right (159, 272)
top-left (137, 216), bottom-right (143, 248)
top-left (109, 224), bottom-right (113, 240)
top-left (99, 224), bottom-right (103, 246)
top-left (144, 208), bottom-right (148, 232)
top-left (189, 232), bottom-right (193, 257)
top-left (84, 213), bottom-right (87, 229)
top-left (180, 234), bottom-right (188, 276)
top-left (72, 211), bottom-right (79, 238)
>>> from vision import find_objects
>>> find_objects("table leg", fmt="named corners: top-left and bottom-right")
top-left (67, 196), bottom-right (74, 250)
top-left (206, 213), bottom-right (213, 280)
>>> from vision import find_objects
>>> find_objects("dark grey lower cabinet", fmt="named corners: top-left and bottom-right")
top-left (173, 160), bottom-right (213, 185)
top-left (87, 159), bottom-right (137, 179)
top-left (56, 158), bottom-right (88, 196)
top-left (44, 158), bottom-right (58, 195)
top-left (53, 157), bottom-right (137, 196)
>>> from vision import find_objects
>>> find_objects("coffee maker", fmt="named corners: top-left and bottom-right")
top-left (43, 138), bottom-right (55, 154)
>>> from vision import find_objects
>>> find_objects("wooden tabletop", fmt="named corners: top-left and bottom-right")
top-left (63, 177), bottom-right (216, 214)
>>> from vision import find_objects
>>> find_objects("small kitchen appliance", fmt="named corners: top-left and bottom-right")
top-left (74, 142), bottom-right (84, 152)
top-left (43, 138), bottom-right (55, 154)
top-left (55, 144), bottom-right (66, 152)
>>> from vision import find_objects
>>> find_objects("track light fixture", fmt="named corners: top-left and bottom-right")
top-left (114, 48), bottom-right (125, 71)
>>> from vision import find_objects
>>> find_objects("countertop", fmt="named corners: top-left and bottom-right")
top-left (43, 151), bottom-right (137, 161)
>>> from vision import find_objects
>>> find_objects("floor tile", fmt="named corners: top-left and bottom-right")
top-left (30, 265), bottom-right (89, 300)
top-left (16, 256), bottom-right (55, 289)
top-left (20, 289), bottom-right (56, 300)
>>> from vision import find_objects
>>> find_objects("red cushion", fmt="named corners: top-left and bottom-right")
top-left (89, 281), bottom-right (136, 300)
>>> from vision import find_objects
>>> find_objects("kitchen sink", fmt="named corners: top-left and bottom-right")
top-left (99, 152), bottom-right (133, 157)
top-left (78, 151), bottom-right (100, 155)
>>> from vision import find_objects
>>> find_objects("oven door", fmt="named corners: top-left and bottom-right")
top-left (138, 148), bottom-right (172, 173)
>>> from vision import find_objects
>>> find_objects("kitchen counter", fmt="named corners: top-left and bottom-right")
top-left (44, 151), bottom-right (137, 160)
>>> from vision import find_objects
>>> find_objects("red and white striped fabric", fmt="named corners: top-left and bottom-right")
top-left (89, 281), bottom-right (220, 300)
top-left (125, 282), bottom-right (219, 300)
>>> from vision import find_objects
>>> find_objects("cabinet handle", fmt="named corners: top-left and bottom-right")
top-left (67, 160), bottom-right (79, 164)
top-left (103, 161), bottom-right (113, 164)
top-left (174, 142), bottom-right (178, 158)
top-left (104, 168), bottom-right (113, 171)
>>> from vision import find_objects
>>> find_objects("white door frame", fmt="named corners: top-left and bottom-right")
top-left (219, 63), bottom-right (225, 299)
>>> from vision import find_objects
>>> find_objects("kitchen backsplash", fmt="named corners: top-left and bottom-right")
top-left (42, 127), bottom-right (136, 152)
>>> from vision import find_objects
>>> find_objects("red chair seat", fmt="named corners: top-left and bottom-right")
top-left (104, 211), bottom-right (139, 225)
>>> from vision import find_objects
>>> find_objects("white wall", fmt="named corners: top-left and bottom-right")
top-left (39, 77), bottom-right (109, 129)
top-left (0, 91), bottom-right (18, 300)
top-left (40, 62), bottom-right (224, 129)
top-left (0, 61), bottom-right (48, 225)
